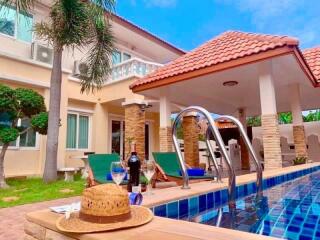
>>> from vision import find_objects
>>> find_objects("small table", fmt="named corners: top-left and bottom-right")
top-left (72, 155), bottom-right (89, 179)
top-left (57, 168), bottom-right (78, 182)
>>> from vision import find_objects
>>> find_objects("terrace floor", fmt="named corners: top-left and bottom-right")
top-left (0, 196), bottom-right (80, 240)
top-left (2, 163), bottom-right (319, 240)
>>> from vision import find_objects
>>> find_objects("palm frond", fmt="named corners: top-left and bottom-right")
top-left (34, 22), bottom-right (53, 43)
top-left (89, 0), bottom-right (115, 19)
top-left (50, 0), bottom-right (89, 48)
top-left (0, 0), bottom-right (35, 13)
top-left (80, 14), bottom-right (115, 93)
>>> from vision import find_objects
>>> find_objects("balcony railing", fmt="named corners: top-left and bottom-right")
top-left (110, 57), bottom-right (163, 83)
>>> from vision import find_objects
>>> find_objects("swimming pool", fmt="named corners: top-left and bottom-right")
top-left (152, 166), bottom-right (320, 240)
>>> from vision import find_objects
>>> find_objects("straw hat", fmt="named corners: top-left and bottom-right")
top-left (56, 184), bottom-right (153, 233)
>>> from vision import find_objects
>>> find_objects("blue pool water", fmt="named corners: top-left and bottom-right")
top-left (189, 170), bottom-right (320, 240)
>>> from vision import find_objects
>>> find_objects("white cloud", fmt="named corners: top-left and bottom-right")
top-left (216, 0), bottom-right (320, 48)
top-left (143, 0), bottom-right (177, 8)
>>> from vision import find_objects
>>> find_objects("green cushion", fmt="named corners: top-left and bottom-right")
top-left (152, 152), bottom-right (214, 179)
top-left (88, 154), bottom-right (120, 183)
top-left (152, 152), bottom-right (181, 178)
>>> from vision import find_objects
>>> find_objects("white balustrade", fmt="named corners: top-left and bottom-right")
top-left (110, 57), bottom-right (162, 82)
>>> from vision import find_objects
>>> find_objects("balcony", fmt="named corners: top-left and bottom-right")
top-left (110, 57), bottom-right (163, 83)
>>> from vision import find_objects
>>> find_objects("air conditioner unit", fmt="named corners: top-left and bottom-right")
top-left (31, 43), bottom-right (53, 65)
top-left (73, 60), bottom-right (89, 77)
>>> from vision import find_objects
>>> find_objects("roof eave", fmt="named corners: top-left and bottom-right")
top-left (292, 48), bottom-right (319, 87)
top-left (110, 13), bottom-right (186, 56)
top-left (132, 45), bottom-right (307, 93)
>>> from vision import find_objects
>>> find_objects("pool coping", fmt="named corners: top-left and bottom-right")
top-left (143, 162), bottom-right (320, 208)
top-left (25, 163), bottom-right (320, 240)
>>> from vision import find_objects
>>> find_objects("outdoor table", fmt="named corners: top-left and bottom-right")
top-left (71, 155), bottom-right (89, 179)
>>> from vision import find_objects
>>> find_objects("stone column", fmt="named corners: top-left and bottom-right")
top-left (238, 108), bottom-right (250, 170)
top-left (290, 84), bottom-right (308, 158)
top-left (159, 96), bottom-right (172, 152)
top-left (259, 61), bottom-right (282, 169)
top-left (182, 113), bottom-right (199, 167)
top-left (123, 101), bottom-right (145, 162)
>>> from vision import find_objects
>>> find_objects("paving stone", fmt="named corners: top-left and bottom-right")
top-left (0, 196), bottom-right (79, 240)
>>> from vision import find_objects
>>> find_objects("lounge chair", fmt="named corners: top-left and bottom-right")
top-left (152, 152), bottom-right (215, 185)
top-left (87, 153), bottom-right (127, 187)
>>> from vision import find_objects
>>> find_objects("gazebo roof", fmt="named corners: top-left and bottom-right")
top-left (303, 46), bottom-right (320, 80)
top-left (131, 31), bottom-right (318, 92)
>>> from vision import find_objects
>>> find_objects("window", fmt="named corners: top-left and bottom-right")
top-left (0, 5), bottom-right (33, 42)
top-left (0, 113), bottom-right (37, 148)
top-left (19, 118), bottom-right (36, 147)
top-left (66, 113), bottom-right (90, 150)
top-left (112, 50), bottom-right (121, 65)
top-left (123, 53), bottom-right (131, 61)
top-left (112, 50), bottom-right (132, 65)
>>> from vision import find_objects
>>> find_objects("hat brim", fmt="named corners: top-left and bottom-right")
top-left (56, 206), bottom-right (153, 233)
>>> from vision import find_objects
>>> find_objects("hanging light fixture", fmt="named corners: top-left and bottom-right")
top-left (223, 81), bottom-right (238, 87)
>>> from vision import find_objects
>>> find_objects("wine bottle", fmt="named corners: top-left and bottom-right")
top-left (127, 143), bottom-right (141, 192)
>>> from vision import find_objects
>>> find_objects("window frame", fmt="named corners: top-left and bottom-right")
top-left (66, 111), bottom-right (92, 151)
top-left (0, 118), bottom-right (39, 150)
top-left (112, 49), bottom-right (132, 66)
top-left (0, 4), bottom-right (34, 43)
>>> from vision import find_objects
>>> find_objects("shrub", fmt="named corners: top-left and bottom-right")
top-left (293, 157), bottom-right (307, 165)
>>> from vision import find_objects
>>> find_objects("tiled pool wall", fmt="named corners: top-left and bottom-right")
top-left (152, 165), bottom-right (320, 219)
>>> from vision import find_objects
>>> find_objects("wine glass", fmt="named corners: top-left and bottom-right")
top-left (111, 161), bottom-right (127, 186)
top-left (142, 160), bottom-right (156, 195)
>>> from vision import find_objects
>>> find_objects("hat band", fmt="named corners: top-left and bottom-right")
top-left (79, 211), bottom-right (131, 224)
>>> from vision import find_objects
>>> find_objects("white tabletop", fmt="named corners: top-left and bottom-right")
top-left (71, 155), bottom-right (88, 159)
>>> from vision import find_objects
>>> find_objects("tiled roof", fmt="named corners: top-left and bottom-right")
top-left (303, 46), bottom-right (320, 80)
top-left (130, 31), bottom-right (299, 90)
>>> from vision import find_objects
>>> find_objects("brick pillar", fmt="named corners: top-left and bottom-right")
top-left (290, 84), bottom-right (308, 160)
top-left (160, 127), bottom-right (173, 152)
top-left (182, 115), bottom-right (199, 167)
top-left (124, 104), bottom-right (145, 162)
top-left (293, 125), bottom-right (308, 158)
top-left (261, 114), bottom-right (282, 169)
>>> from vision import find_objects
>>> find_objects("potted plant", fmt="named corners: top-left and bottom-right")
top-left (140, 175), bottom-right (148, 192)
top-left (293, 157), bottom-right (307, 165)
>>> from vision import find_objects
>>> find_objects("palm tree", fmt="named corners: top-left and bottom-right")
top-left (1, 0), bottom-right (115, 182)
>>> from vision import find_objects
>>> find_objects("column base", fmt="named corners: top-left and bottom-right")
top-left (261, 114), bottom-right (282, 169)
top-left (293, 125), bottom-right (308, 159)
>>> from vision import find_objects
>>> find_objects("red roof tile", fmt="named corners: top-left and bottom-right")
top-left (130, 31), bottom-right (299, 90)
top-left (303, 46), bottom-right (320, 80)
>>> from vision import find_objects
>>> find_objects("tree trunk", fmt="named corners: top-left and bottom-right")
top-left (0, 143), bottom-right (9, 188)
top-left (43, 47), bottom-right (63, 183)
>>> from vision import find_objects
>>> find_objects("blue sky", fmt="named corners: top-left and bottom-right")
top-left (116, 0), bottom-right (320, 51)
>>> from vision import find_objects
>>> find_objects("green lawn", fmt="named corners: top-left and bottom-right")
top-left (0, 175), bottom-right (85, 208)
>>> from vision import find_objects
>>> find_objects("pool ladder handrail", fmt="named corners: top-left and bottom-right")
top-left (215, 115), bottom-right (263, 195)
top-left (172, 106), bottom-right (236, 205)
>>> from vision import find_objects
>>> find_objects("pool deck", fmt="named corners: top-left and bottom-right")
top-left (25, 163), bottom-right (320, 240)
